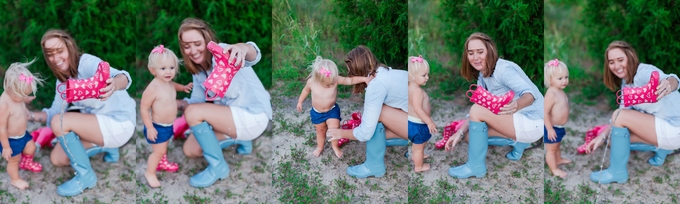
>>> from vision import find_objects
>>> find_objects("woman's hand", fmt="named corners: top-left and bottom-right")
top-left (499, 100), bottom-right (518, 115)
top-left (223, 44), bottom-right (246, 68)
top-left (445, 131), bottom-right (463, 152)
top-left (586, 134), bottom-right (606, 154)
top-left (100, 78), bottom-right (116, 101)
top-left (326, 128), bottom-right (342, 141)
top-left (656, 78), bottom-right (673, 100)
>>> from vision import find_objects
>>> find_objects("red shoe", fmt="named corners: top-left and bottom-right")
top-left (204, 41), bottom-right (243, 101)
top-left (617, 71), bottom-right (659, 107)
top-left (57, 61), bottom-right (110, 103)
top-left (32, 127), bottom-right (56, 150)
top-left (435, 119), bottom-right (465, 149)
top-left (156, 154), bottom-right (178, 172)
top-left (20, 154), bottom-right (42, 172)
top-left (338, 111), bottom-right (362, 147)
top-left (466, 84), bottom-right (514, 115)
top-left (577, 124), bottom-right (608, 154)
top-left (173, 116), bottom-right (189, 139)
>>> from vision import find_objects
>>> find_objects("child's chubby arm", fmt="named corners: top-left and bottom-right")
top-left (336, 75), bottom-right (374, 86)
top-left (296, 79), bottom-right (312, 113)
top-left (544, 88), bottom-right (557, 142)
top-left (140, 84), bottom-right (158, 142)
top-left (410, 87), bottom-right (438, 134)
top-left (173, 82), bottom-right (193, 94)
top-left (0, 102), bottom-right (11, 160)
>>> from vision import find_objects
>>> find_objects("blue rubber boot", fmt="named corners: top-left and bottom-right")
top-left (386, 138), bottom-right (409, 147)
top-left (219, 139), bottom-right (253, 155)
top-left (85, 145), bottom-right (119, 163)
top-left (630, 143), bottom-right (673, 166)
top-left (448, 121), bottom-right (488, 178)
top-left (487, 136), bottom-right (530, 161)
top-left (346, 123), bottom-right (386, 178)
top-left (56, 132), bottom-right (97, 196)
top-left (190, 122), bottom-right (230, 187)
top-left (590, 127), bottom-right (630, 184)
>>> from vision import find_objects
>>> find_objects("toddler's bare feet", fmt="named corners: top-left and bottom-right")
top-left (550, 168), bottom-right (568, 179)
top-left (11, 179), bottom-right (28, 190)
top-left (332, 147), bottom-right (343, 158)
top-left (414, 163), bottom-right (431, 172)
top-left (558, 158), bottom-right (572, 165)
top-left (145, 172), bottom-right (161, 188)
top-left (312, 147), bottom-right (323, 157)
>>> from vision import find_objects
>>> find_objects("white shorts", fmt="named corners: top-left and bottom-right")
top-left (97, 115), bottom-right (135, 148)
top-left (655, 117), bottom-right (680, 150)
top-left (231, 107), bottom-right (269, 141)
top-left (513, 113), bottom-right (543, 143)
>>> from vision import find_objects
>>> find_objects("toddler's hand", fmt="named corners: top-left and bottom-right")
top-left (146, 127), bottom-right (158, 142)
top-left (2, 148), bottom-right (12, 160)
top-left (547, 128), bottom-right (557, 142)
top-left (365, 75), bottom-right (375, 85)
top-left (427, 123), bottom-right (438, 134)
top-left (296, 103), bottom-right (303, 113)
top-left (183, 83), bottom-right (193, 93)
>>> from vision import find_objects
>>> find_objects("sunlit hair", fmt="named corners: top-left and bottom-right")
top-left (460, 32), bottom-right (499, 81)
top-left (603, 41), bottom-right (639, 91)
top-left (41, 29), bottom-right (81, 82)
top-left (407, 55), bottom-right (429, 82)
top-left (148, 45), bottom-right (180, 78)
top-left (4, 59), bottom-right (44, 98)
top-left (307, 56), bottom-right (338, 86)
top-left (178, 18), bottom-right (219, 75)
top-left (345, 45), bottom-right (388, 93)
top-left (543, 59), bottom-right (568, 87)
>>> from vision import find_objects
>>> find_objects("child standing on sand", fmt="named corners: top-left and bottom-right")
top-left (296, 56), bottom-right (372, 158)
top-left (544, 59), bottom-right (571, 178)
top-left (407, 56), bottom-right (436, 172)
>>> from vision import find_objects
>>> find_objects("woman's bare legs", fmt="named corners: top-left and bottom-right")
top-left (182, 103), bottom-right (236, 157)
top-left (380, 105), bottom-right (408, 140)
top-left (50, 112), bottom-right (105, 166)
top-left (611, 109), bottom-right (658, 146)
top-left (468, 104), bottom-right (516, 139)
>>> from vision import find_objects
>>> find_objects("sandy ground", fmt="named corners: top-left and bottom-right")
top-left (544, 97), bottom-right (680, 203)
top-left (271, 92), bottom-right (409, 203)
top-left (133, 99), bottom-right (274, 203)
top-left (0, 116), bottom-right (136, 203)
top-left (411, 96), bottom-right (545, 203)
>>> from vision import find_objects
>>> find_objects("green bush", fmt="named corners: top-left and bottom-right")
top-left (440, 0), bottom-right (544, 87)
top-left (582, 0), bottom-right (680, 83)
top-left (137, 0), bottom-right (272, 98)
top-left (333, 0), bottom-right (408, 69)
top-left (0, 0), bottom-right (138, 107)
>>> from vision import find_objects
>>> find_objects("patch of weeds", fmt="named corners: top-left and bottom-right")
top-left (182, 191), bottom-right (212, 203)
top-left (274, 150), bottom-right (328, 203)
top-left (653, 176), bottom-right (663, 184)
top-left (511, 170), bottom-right (521, 178)
top-left (544, 179), bottom-right (572, 203)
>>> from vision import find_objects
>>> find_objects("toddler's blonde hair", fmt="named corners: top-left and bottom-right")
top-left (148, 45), bottom-right (180, 77)
top-left (408, 55), bottom-right (429, 82)
top-left (4, 59), bottom-right (44, 98)
top-left (543, 59), bottom-right (568, 88)
top-left (307, 56), bottom-right (338, 86)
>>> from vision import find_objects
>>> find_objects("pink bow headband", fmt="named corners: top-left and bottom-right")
top-left (152, 45), bottom-right (165, 54)
top-left (411, 56), bottom-right (423, 63)
top-left (19, 73), bottom-right (33, 84)
top-left (548, 59), bottom-right (560, 67)
top-left (319, 67), bottom-right (331, 77)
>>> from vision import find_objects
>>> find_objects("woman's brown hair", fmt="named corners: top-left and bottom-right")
top-left (345, 45), bottom-right (387, 93)
top-left (460, 32), bottom-right (499, 81)
top-left (178, 18), bottom-right (219, 75)
top-left (603, 41), bottom-right (639, 91)
top-left (41, 29), bottom-right (81, 82)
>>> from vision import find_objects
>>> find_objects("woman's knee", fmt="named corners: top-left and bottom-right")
top-left (50, 152), bottom-right (70, 166)
top-left (611, 109), bottom-right (627, 127)
top-left (182, 143), bottom-right (202, 158)
top-left (469, 104), bottom-right (485, 122)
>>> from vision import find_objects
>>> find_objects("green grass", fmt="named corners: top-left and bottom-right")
top-left (272, 0), bottom-right (355, 98)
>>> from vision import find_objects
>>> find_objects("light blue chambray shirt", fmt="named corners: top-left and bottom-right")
top-left (353, 67), bottom-right (408, 141)
top-left (43, 54), bottom-right (136, 129)
top-left (620, 63), bottom-right (680, 127)
top-left (183, 42), bottom-right (272, 120)
top-left (477, 59), bottom-right (543, 120)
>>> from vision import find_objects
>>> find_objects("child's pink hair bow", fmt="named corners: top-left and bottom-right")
top-left (152, 45), bottom-right (165, 54)
top-left (411, 55), bottom-right (423, 63)
top-left (319, 67), bottom-right (331, 77)
top-left (548, 59), bottom-right (560, 67)
top-left (19, 73), bottom-right (33, 84)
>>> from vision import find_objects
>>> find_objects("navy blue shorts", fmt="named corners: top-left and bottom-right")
top-left (310, 103), bottom-right (341, 124)
top-left (408, 121), bottom-right (431, 144)
top-left (144, 123), bottom-right (174, 144)
top-left (0, 131), bottom-right (32, 157)
top-left (544, 126), bottom-right (566, 144)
